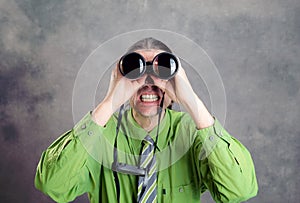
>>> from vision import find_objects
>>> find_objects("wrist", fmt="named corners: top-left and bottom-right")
top-left (92, 98), bottom-right (115, 126)
top-left (181, 93), bottom-right (214, 129)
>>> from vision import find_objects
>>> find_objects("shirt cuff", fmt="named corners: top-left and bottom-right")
top-left (73, 112), bottom-right (105, 163)
top-left (196, 118), bottom-right (231, 160)
top-left (73, 111), bottom-right (104, 138)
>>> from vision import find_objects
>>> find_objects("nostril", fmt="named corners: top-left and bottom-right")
top-left (145, 75), bottom-right (154, 84)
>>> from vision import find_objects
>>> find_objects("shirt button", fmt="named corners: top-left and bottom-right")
top-left (209, 136), bottom-right (214, 141)
top-left (179, 187), bottom-right (184, 193)
top-left (81, 124), bottom-right (86, 129)
top-left (88, 131), bottom-right (93, 136)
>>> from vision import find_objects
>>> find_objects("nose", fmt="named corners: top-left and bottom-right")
top-left (145, 75), bottom-right (154, 84)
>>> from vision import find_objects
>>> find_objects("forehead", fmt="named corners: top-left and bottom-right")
top-left (134, 49), bottom-right (165, 61)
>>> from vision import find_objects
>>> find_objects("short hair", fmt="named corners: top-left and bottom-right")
top-left (127, 37), bottom-right (172, 53)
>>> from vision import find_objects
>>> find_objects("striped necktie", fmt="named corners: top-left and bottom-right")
top-left (137, 135), bottom-right (157, 203)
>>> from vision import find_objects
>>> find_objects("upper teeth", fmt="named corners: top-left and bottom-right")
top-left (141, 94), bottom-right (158, 101)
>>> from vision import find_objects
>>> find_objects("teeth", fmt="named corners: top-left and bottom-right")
top-left (141, 94), bottom-right (159, 102)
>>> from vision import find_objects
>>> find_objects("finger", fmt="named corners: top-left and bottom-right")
top-left (175, 65), bottom-right (188, 81)
top-left (111, 68), bottom-right (118, 81)
top-left (115, 65), bottom-right (124, 80)
top-left (166, 81), bottom-right (178, 101)
top-left (139, 74), bottom-right (147, 83)
top-left (132, 75), bottom-right (147, 90)
top-left (151, 77), bottom-right (168, 90)
top-left (154, 79), bottom-right (177, 101)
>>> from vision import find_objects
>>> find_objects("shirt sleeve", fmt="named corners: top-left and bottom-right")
top-left (34, 112), bottom-right (103, 203)
top-left (194, 119), bottom-right (258, 203)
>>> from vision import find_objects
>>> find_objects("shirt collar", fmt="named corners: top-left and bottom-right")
top-left (117, 108), bottom-right (170, 151)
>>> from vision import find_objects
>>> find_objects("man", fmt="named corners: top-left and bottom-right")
top-left (35, 38), bottom-right (258, 203)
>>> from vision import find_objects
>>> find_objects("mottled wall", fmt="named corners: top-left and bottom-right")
top-left (0, 0), bottom-right (299, 202)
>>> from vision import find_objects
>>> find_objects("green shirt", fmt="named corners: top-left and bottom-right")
top-left (35, 109), bottom-right (258, 203)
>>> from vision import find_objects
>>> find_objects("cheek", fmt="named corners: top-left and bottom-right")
top-left (129, 94), bottom-right (137, 107)
top-left (164, 95), bottom-right (172, 106)
top-left (130, 97), bottom-right (134, 106)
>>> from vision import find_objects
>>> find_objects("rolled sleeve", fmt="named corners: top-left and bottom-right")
top-left (194, 119), bottom-right (258, 203)
top-left (74, 112), bottom-right (104, 138)
top-left (196, 119), bottom-right (231, 160)
top-left (34, 112), bottom-right (104, 202)
top-left (76, 112), bottom-right (114, 169)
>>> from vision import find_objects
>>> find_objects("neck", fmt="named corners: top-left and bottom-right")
top-left (132, 110), bottom-right (165, 132)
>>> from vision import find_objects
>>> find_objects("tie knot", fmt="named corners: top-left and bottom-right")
top-left (143, 135), bottom-right (154, 145)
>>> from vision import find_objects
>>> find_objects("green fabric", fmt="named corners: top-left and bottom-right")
top-left (35, 109), bottom-right (258, 203)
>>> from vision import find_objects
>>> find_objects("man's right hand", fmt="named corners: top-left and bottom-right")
top-left (92, 65), bottom-right (146, 126)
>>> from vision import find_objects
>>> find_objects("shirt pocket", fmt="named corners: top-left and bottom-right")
top-left (160, 182), bottom-right (198, 203)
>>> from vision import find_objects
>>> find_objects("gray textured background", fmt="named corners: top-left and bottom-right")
top-left (1, 0), bottom-right (299, 202)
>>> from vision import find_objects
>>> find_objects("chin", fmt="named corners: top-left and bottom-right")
top-left (135, 107), bottom-right (160, 118)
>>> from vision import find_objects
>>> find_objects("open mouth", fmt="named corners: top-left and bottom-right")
top-left (140, 94), bottom-right (160, 102)
top-left (137, 84), bottom-right (163, 104)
